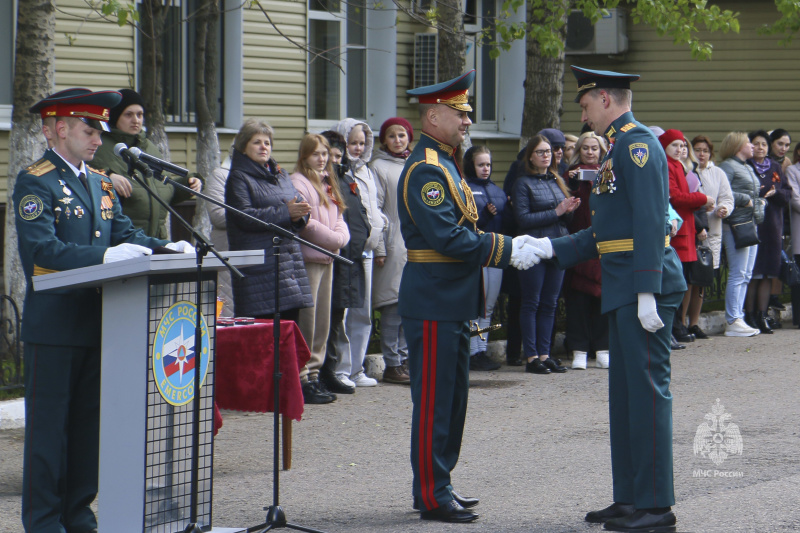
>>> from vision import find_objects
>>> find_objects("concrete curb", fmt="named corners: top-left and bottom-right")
top-left (0, 398), bottom-right (25, 430)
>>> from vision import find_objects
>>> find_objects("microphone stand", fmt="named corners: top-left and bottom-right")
top-left (122, 156), bottom-right (349, 533)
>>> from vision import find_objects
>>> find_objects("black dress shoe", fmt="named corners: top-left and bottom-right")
top-left (585, 502), bottom-right (636, 523)
top-left (420, 500), bottom-right (478, 523)
top-left (302, 380), bottom-right (335, 404)
top-left (542, 357), bottom-right (567, 373)
top-left (603, 508), bottom-right (676, 532)
top-left (669, 335), bottom-right (685, 350)
top-left (688, 324), bottom-right (709, 339)
top-left (766, 315), bottom-right (783, 329)
top-left (469, 352), bottom-right (501, 371)
top-left (769, 294), bottom-right (785, 310)
top-left (506, 355), bottom-right (524, 366)
top-left (525, 358), bottom-right (550, 374)
top-left (319, 368), bottom-right (355, 394)
top-left (413, 490), bottom-right (479, 510)
top-left (451, 490), bottom-right (479, 508)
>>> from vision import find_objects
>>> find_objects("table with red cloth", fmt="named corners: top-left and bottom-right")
top-left (215, 319), bottom-right (310, 419)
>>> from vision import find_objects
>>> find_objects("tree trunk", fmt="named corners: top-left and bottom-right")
top-left (436, 0), bottom-right (466, 82)
top-left (192, 0), bottom-right (220, 240)
top-left (4, 0), bottom-right (56, 313)
top-left (520, 0), bottom-right (568, 149)
top-left (139, 0), bottom-right (170, 157)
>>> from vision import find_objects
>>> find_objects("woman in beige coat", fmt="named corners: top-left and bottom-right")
top-left (370, 118), bottom-right (414, 384)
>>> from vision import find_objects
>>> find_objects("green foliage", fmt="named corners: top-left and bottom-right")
top-left (760, 0), bottom-right (800, 44)
top-left (484, 0), bottom-right (740, 61)
top-left (97, 0), bottom-right (140, 27)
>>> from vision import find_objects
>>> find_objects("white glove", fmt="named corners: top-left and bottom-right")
top-left (637, 293), bottom-right (664, 332)
top-left (103, 243), bottom-right (152, 263)
top-left (510, 238), bottom-right (540, 270)
top-left (165, 240), bottom-right (195, 253)
top-left (524, 235), bottom-right (553, 259)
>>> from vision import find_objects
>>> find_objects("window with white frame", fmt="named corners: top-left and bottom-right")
top-left (136, 0), bottom-right (224, 125)
top-left (464, 0), bottom-right (497, 126)
top-left (307, 0), bottom-right (367, 122)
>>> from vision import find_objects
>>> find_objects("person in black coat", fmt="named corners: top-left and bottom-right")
top-left (744, 129), bottom-right (791, 332)
top-left (225, 118), bottom-right (314, 321)
top-left (318, 130), bottom-right (371, 394)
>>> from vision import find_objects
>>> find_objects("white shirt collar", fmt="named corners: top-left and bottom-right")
top-left (51, 148), bottom-right (87, 178)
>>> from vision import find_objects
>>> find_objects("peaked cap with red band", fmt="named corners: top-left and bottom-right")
top-left (571, 65), bottom-right (640, 102)
top-left (407, 70), bottom-right (475, 112)
top-left (29, 89), bottom-right (122, 132)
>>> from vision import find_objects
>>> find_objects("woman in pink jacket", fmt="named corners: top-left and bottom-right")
top-left (291, 133), bottom-right (350, 404)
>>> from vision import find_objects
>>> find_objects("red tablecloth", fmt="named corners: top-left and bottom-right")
top-left (215, 319), bottom-right (310, 421)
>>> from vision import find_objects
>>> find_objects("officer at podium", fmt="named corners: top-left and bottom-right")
top-left (14, 89), bottom-right (192, 532)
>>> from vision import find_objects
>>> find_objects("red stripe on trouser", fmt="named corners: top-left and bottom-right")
top-left (419, 320), bottom-right (438, 510)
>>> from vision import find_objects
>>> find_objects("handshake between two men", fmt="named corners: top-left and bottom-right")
top-left (508, 235), bottom-right (665, 334)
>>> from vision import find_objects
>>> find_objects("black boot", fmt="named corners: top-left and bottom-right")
top-left (743, 311), bottom-right (757, 329)
top-left (755, 310), bottom-right (773, 334)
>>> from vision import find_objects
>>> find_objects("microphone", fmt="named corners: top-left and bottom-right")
top-left (113, 143), bottom-right (152, 175)
top-left (128, 147), bottom-right (190, 178)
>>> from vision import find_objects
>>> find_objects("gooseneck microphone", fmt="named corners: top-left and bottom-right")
top-left (113, 143), bottom-right (152, 175)
top-left (128, 147), bottom-right (190, 178)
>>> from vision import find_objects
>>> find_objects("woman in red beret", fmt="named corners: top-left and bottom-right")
top-left (659, 129), bottom-right (714, 343)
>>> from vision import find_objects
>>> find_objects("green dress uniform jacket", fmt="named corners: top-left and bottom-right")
top-left (92, 129), bottom-right (203, 239)
top-left (550, 112), bottom-right (687, 509)
top-left (14, 149), bottom-right (167, 533)
top-left (397, 132), bottom-right (512, 512)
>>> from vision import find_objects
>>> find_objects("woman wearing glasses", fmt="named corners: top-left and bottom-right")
top-left (512, 134), bottom-right (580, 375)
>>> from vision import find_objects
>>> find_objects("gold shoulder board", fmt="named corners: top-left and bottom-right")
top-left (425, 148), bottom-right (439, 166)
top-left (620, 123), bottom-right (637, 133)
top-left (26, 159), bottom-right (55, 177)
top-left (88, 165), bottom-right (107, 177)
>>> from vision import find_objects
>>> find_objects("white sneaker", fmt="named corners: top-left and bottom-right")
top-left (596, 350), bottom-right (610, 369)
top-left (337, 373), bottom-right (356, 388)
top-left (724, 318), bottom-right (760, 337)
top-left (571, 351), bottom-right (588, 369)
top-left (351, 372), bottom-right (378, 387)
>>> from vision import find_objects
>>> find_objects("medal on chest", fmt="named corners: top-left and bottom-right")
top-left (593, 148), bottom-right (617, 195)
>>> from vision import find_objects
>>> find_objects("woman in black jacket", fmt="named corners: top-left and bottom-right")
top-left (224, 118), bottom-right (314, 322)
top-left (318, 130), bottom-right (371, 394)
top-left (512, 135), bottom-right (580, 375)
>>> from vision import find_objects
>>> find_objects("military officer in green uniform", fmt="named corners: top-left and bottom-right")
top-left (398, 70), bottom-right (540, 523)
top-left (15, 89), bottom-right (193, 533)
top-left (527, 67), bottom-right (686, 533)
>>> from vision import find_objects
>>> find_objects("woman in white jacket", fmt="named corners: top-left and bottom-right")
top-left (332, 118), bottom-right (387, 387)
top-left (691, 135), bottom-right (735, 336)
top-left (369, 118), bottom-right (414, 384)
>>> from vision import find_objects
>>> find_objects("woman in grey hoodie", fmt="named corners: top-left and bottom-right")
top-left (332, 118), bottom-right (387, 387)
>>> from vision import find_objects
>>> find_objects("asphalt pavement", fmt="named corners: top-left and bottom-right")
top-left (1, 322), bottom-right (799, 532)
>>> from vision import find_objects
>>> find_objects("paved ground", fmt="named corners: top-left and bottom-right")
top-left (1, 324), bottom-right (799, 532)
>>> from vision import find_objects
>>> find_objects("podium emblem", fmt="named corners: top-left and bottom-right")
top-left (152, 301), bottom-right (211, 406)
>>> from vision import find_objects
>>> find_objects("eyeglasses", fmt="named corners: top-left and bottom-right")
top-left (534, 149), bottom-right (552, 157)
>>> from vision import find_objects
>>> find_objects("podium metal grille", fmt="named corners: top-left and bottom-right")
top-left (144, 277), bottom-right (217, 532)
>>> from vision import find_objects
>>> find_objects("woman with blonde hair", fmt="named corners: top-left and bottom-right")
top-left (563, 132), bottom-right (609, 369)
top-left (291, 133), bottom-right (350, 403)
top-left (718, 132), bottom-right (761, 337)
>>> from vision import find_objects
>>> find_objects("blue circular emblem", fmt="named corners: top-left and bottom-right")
top-left (152, 301), bottom-right (211, 407)
top-left (19, 195), bottom-right (44, 221)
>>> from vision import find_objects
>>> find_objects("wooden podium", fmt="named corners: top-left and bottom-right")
top-left (33, 250), bottom-right (264, 533)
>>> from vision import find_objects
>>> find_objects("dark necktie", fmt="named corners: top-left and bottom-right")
top-left (78, 172), bottom-right (88, 191)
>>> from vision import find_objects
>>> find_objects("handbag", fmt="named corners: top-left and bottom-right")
top-left (687, 244), bottom-right (714, 287)
top-left (780, 250), bottom-right (800, 286)
top-left (730, 219), bottom-right (760, 249)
